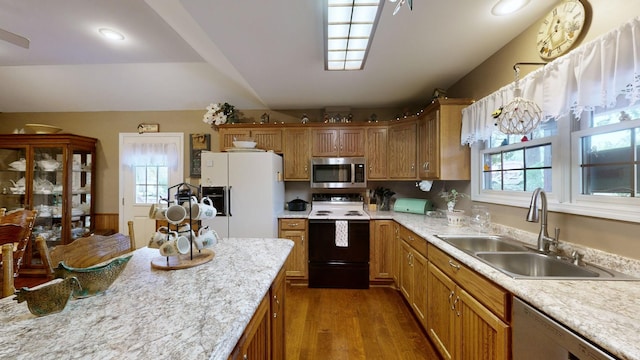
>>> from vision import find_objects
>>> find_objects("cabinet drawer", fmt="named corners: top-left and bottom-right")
top-left (428, 244), bottom-right (510, 321)
top-left (279, 219), bottom-right (306, 230)
top-left (398, 226), bottom-right (427, 257)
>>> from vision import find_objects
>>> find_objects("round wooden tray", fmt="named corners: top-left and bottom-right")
top-left (150, 248), bottom-right (215, 270)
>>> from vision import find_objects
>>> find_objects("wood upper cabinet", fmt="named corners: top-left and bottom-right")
top-left (283, 128), bottom-right (311, 181)
top-left (311, 128), bottom-right (365, 157)
top-left (366, 127), bottom-right (388, 179)
top-left (369, 220), bottom-right (394, 281)
top-left (427, 244), bottom-right (509, 360)
top-left (218, 127), bottom-right (283, 152)
top-left (388, 121), bottom-right (417, 179)
top-left (418, 98), bottom-right (473, 180)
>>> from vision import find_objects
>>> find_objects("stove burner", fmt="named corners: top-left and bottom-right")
top-left (344, 211), bottom-right (363, 216)
top-left (314, 210), bottom-right (332, 215)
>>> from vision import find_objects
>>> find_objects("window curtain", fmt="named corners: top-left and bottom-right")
top-left (461, 15), bottom-right (640, 146)
top-left (122, 143), bottom-right (179, 170)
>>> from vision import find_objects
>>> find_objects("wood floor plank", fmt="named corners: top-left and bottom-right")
top-left (286, 285), bottom-right (440, 359)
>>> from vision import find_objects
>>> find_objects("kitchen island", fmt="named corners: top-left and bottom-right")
top-left (0, 237), bottom-right (293, 360)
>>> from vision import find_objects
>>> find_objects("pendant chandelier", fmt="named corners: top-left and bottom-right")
top-left (495, 63), bottom-right (545, 135)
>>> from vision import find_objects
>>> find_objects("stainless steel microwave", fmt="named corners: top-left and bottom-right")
top-left (310, 157), bottom-right (366, 189)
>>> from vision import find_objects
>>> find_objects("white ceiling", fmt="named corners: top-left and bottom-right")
top-left (0, 0), bottom-right (557, 113)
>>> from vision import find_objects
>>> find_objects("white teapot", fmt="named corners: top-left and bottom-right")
top-left (9, 158), bottom-right (26, 171)
top-left (37, 159), bottom-right (60, 171)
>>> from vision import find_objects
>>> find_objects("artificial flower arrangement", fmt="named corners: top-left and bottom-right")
top-left (440, 188), bottom-right (468, 212)
top-left (203, 102), bottom-right (237, 128)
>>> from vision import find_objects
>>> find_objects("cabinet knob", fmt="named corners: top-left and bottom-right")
top-left (448, 260), bottom-right (461, 271)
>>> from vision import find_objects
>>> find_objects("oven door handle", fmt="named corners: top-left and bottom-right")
top-left (228, 186), bottom-right (232, 217)
top-left (351, 163), bottom-right (355, 184)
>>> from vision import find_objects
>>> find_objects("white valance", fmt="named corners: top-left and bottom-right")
top-left (122, 143), bottom-right (179, 170)
top-left (461, 15), bottom-right (640, 146)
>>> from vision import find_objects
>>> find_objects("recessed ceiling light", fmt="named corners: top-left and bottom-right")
top-left (491, 0), bottom-right (530, 16)
top-left (98, 28), bottom-right (125, 41)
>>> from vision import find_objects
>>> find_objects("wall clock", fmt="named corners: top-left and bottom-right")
top-left (536, 0), bottom-right (587, 60)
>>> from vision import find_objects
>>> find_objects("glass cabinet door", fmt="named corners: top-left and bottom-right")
top-left (32, 146), bottom-right (65, 248)
top-left (0, 146), bottom-right (28, 211)
top-left (70, 148), bottom-right (92, 240)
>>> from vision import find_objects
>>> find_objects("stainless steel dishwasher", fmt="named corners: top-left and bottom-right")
top-left (512, 297), bottom-right (617, 360)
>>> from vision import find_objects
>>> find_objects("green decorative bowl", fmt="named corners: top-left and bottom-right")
top-left (14, 277), bottom-right (81, 316)
top-left (54, 254), bottom-right (133, 298)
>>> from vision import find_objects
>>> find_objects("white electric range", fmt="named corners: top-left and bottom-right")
top-left (308, 193), bottom-right (370, 220)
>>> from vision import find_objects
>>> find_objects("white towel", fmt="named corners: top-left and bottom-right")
top-left (335, 221), bottom-right (349, 247)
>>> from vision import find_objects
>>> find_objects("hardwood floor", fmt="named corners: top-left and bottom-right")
top-left (286, 285), bottom-right (441, 360)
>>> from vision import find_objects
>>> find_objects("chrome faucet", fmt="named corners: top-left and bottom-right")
top-left (526, 188), bottom-right (560, 253)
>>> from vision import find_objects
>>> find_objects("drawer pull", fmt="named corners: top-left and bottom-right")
top-left (448, 260), bottom-right (460, 270)
top-left (288, 223), bottom-right (299, 227)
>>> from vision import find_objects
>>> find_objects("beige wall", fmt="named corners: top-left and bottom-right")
top-left (0, 107), bottom-right (400, 213)
top-left (447, 0), bottom-right (640, 260)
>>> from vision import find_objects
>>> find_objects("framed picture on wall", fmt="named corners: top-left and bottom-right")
top-left (190, 133), bottom-right (210, 177)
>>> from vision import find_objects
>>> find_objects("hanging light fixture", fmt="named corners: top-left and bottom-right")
top-left (495, 62), bottom-right (545, 135)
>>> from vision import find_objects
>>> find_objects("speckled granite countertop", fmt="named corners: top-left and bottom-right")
top-left (282, 209), bottom-right (640, 359)
top-left (0, 237), bottom-right (293, 360)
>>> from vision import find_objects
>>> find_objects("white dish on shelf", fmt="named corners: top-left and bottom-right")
top-left (224, 147), bottom-right (265, 152)
top-left (232, 141), bottom-right (257, 148)
top-left (25, 123), bottom-right (63, 134)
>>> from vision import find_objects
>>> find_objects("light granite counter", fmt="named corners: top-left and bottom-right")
top-left (0, 237), bottom-right (293, 360)
top-left (380, 211), bottom-right (640, 360)
top-left (282, 209), bottom-right (640, 359)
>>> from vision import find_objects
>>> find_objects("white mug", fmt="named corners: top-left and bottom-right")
top-left (177, 223), bottom-right (196, 241)
top-left (190, 197), bottom-right (217, 220)
top-left (148, 227), bottom-right (177, 249)
top-left (159, 235), bottom-right (191, 256)
top-left (165, 204), bottom-right (187, 225)
top-left (149, 202), bottom-right (168, 220)
top-left (194, 227), bottom-right (219, 250)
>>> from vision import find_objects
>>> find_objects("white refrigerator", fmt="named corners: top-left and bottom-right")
top-left (200, 151), bottom-right (284, 238)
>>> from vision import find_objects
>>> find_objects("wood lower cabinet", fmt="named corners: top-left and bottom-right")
top-left (398, 225), bottom-right (428, 327)
top-left (270, 268), bottom-right (286, 360)
top-left (369, 220), bottom-right (394, 282)
top-left (427, 245), bottom-right (510, 360)
top-left (229, 293), bottom-right (271, 360)
top-left (229, 266), bottom-right (286, 360)
top-left (282, 129), bottom-right (310, 181)
top-left (279, 219), bottom-right (307, 279)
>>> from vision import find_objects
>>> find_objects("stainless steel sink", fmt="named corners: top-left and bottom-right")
top-left (436, 235), bottom-right (530, 253)
top-left (435, 234), bottom-right (639, 280)
top-left (474, 252), bottom-right (603, 279)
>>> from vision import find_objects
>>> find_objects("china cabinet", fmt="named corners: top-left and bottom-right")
top-left (0, 134), bottom-right (97, 272)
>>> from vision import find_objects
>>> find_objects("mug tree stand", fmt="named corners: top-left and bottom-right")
top-left (151, 182), bottom-right (215, 270)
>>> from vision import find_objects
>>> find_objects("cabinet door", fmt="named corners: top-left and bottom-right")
top-left (270, 268), bottom-right (286, 360)
top-left (366, 127), bottom-right (388, 179)
top-left (252, 129), bottom-right (283, 153)
top-left (388, 122), bottom-right (417, 179)
top-left (427, 263), bottom-right (456, 360)
top-left (281, 228), bottom-right (307, 278)
top-left (412, 250), bottom-right (428, 326)
top-left (456, 287), bottom-right (509, 360)
top-left (232, 294), bottom-right (271, 360)
top-left (424, 111), bottom-right (440, 179)
top-left (399, 240), bottom-right (413, 301)
top-left (338, 128), bottom-right (365, 156)
top-left (283, 129), bottom-right (310, 180)
top-left (417, 118), bottom-right (429, 179)
top-left (370, 220), bottom-right (394, 280)
top-left (311, 129), bottom-right (339, 156)
top-left (219, 129), bottom-right (252, 150)
top-left (392, 222), bottom-right (400, 285)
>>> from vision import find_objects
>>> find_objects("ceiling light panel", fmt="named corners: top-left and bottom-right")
top-left (325, 0), bottom-right (383, 71)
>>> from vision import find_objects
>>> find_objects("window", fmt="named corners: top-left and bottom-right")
top-left (134, 165), bottom-right (169, 204)
top-left (472, 102), bottom-right (640, 223)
